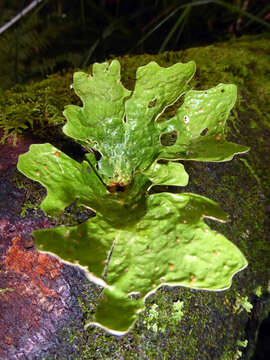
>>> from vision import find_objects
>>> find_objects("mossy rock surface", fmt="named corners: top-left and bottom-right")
top-left (1, 34), bottom-right (270, 359)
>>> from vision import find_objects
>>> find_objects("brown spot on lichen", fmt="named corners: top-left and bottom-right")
top-left (189, 275), bottom-right (197, 286)
top-left (107, 182), bottom-right (126, 193)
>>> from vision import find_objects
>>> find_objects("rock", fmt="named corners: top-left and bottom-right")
top-left (0, 142), bottom-right (90, 359)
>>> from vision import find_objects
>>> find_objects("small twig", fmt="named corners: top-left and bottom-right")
top-left (235, 0), bottom-right (249, 32)
top-left (229, 0), bottom-right (250, 34)
top-left (0, 0), bottom-right (43, 35)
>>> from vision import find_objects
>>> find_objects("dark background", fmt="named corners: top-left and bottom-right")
top-left (0, 0), bottom-right (269, 90)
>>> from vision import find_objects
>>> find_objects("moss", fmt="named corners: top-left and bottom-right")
top-left (69, 282), bottom-right (248, 359)
top-left (11, 170), bottom-right (46, 210)
top-left (3, 34), bottom-right (270, 359)
top-left (0, 71), bottom-right (76, 143)
top-left (1, 34), bottom-right (270, 144)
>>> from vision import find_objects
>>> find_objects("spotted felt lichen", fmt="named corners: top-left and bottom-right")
top-left (17, 59), bottom-right (249, 335)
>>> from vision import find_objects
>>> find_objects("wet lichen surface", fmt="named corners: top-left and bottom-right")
top-left (0, 34), bottom-right (270, 359)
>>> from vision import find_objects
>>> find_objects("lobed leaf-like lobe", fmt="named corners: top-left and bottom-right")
top-left (17, 143), bottom-right (107, 216)
top-left (34, 214), bottom-right (117, 279)
top-left (143, 161), bottom-right (189, 188)
top-left (123, 61), bottom-right (196, 175)
top-left (158, 83), bottom-right (249, 161)
top-left (90, 192), bottom-right (247, 334)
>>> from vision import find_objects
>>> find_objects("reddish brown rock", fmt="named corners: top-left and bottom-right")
top-left (0, 134), bottom-right (88, 359)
